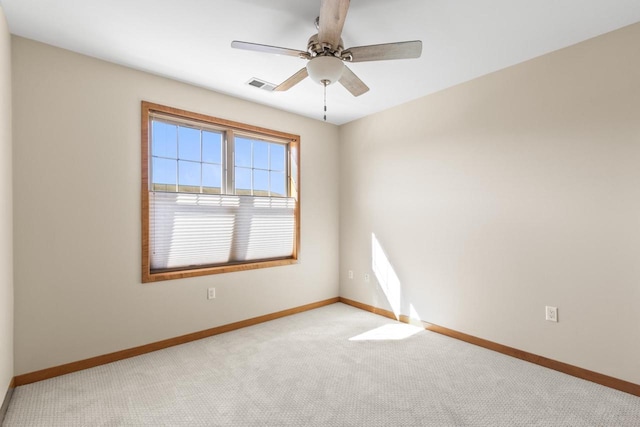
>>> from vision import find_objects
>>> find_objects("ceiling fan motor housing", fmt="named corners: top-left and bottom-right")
top-left (307, 34), bottom-right (344, 57)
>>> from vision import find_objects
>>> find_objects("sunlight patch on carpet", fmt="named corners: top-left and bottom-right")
top-left (349, 323), bottom-right (423, 341)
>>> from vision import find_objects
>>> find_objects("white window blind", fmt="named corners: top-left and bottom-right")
top-left (150, 192), bottom-right (296, 271)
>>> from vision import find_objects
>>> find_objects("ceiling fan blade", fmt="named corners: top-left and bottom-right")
top-left (274, 68), bottom-right (309, 92)
top-left (343, 40), bottom-right (422, 62)
top-left (231, 41), bottom-right (309, 59)
top-left (318, 0), bottom-right (350, 49)
top-left (339, 65), bottom-right (369, 97)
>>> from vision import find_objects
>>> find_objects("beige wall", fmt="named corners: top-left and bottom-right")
top-left (11, 36), bottom-right (340, 375)
top-left (339, 23), bottom-right (640, 384)
top-left (0, 6), bottom-right (14, 396)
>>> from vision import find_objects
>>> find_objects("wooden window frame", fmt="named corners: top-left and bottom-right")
top-left (141, 101), bottom-right (300, 283)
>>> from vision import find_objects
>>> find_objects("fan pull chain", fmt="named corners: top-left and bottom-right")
top-left (322, 79), bottom-right (328, 121)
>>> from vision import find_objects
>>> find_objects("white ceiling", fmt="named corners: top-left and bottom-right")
top-left (3, 0), bottom-right (640, 125)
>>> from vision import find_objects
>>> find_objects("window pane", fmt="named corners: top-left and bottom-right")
top-left (270, 171), bottom-right (286, 197)
top-left (235, 167), bottom-right (252, 195)
top-left (152, 157), bottom-right (177, 186)
top-left (254, 169), bottom-right (269, 195)
top-left (270, 143), bottom-right (285, 172)
top-left (178, 126), bottom-right (201, 161)
top-left (202, 131), bottom-right (222, 164)
top-left (235, 137), bottom-right (252, 167)
top-left (178, 160), bottom-right (201, 190)
top-left (254, 141), bottom-right (269, 169)
top-left (202, 163), bottom-right (221, 193)
top-left (152, 121), bottom-right (177, 158)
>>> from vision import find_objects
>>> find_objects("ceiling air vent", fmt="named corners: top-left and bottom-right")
top-left (247, 78), bottom-right (275, 92)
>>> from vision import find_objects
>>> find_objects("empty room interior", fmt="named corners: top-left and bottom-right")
top-left (1, 0), bottom-right (640, 425)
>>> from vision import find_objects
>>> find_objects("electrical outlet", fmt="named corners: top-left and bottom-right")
top-left (545, 306), bottom-right (558, 322)
top-left (207, 287), bottom-right (216, 300)
top-left (364, 273), bottom-right (370, 282)
top-left (348, 270), bottom-right (354, 279)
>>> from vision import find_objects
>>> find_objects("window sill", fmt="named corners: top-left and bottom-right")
top-left (142, 257), bottom-right (299, 283)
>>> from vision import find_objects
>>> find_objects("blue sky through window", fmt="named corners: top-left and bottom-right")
top-left (203, 131), bottom-right (222, 164)
top-left (178, 127), bottom-right (200, 161)
top-left (234, 136), bottom-right (287, 196)
top-left (152, 121), bottom-right (177, 158)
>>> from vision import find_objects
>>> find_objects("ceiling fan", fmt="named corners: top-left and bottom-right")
top-left (231, 0), bottom-right (422, 99)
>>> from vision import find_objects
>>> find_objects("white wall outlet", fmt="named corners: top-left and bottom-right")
top-left (545, 306), bottom-right (558, 322)
top-left (207, 287), bottom-right (216, 300)
top-left (348, 270), bottom-right (354, 279)
top-left (364, 273), bottom-right (370, 282)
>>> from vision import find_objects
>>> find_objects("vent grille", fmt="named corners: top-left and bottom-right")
top-left (247, 78), bottom-right (275, 92)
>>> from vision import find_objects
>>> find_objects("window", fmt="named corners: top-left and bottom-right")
top-left (141, 102), bottom-right (300, 282)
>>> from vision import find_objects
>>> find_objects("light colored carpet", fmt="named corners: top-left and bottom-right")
top-left (4, 303), bottom-right (640, 426)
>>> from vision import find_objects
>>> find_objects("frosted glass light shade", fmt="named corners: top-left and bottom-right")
top-left (306, 56), bottom-right (344, 85)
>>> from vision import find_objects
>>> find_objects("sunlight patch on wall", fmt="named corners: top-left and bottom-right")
top-left (407, 304), bottom-right (424, 326)
top-left (372, 233), bottom-right (402, 318)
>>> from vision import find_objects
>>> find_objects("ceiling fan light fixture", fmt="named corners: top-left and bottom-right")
top-left (306, 56), bottom-right (344, 86)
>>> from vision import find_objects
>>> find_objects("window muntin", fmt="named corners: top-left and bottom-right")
top-left (142, 102), bottom-right (300, 282)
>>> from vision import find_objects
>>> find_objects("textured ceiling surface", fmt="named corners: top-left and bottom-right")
top-left (3, 0), bottom-right (640, 124)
